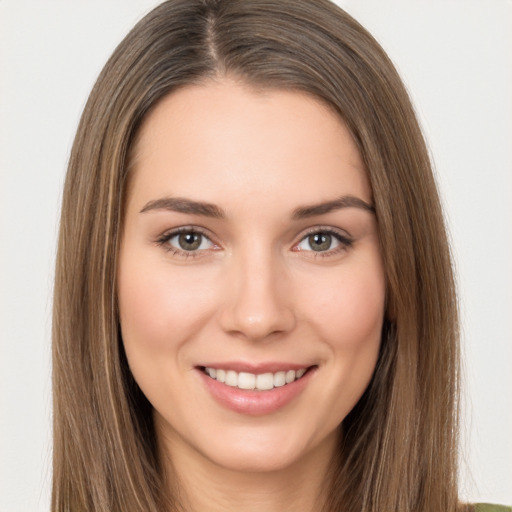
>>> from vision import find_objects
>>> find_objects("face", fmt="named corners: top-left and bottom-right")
top-left (118, 80), bottom-right (385, 474)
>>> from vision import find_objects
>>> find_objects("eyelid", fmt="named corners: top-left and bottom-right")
top-left (155, 225), bottom-right (220, 257)
top-left (154, 224), bottom-right (353, 259)
top-left (292, 225), bottom-right (353, 255)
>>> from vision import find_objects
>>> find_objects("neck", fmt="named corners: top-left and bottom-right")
top-left (159, 429), bottom-right (338, 512)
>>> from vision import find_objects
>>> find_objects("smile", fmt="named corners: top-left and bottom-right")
top-left (203, 367), bottom-right (307, 391)
top-left (199, 364), bottom-right (317, 415)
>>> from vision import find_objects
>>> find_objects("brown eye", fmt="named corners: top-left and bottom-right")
top-left (160, 230), bottom-right (215, 253)
top-left (294, 229), bottom-right (353, 255)
top-left (178, 232), bottom-right (203, 251)
top-left (307, 233), bottom-right (332, 252)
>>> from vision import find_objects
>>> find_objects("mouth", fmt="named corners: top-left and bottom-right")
top-left (197, 363), bottom-right (317, 415)
top-left (195, 359), bottom-right (319, 415)
top-left (200, 366), bottom-right (311, 391)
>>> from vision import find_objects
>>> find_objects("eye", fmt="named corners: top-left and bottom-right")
top-left (299, 232), bottom-right (336, 252)
top-left (157, 228), bottom-right (217, 255)
top-left (294, 228), bottom-right (352, 254)
top-left (171, 232), bottom-right (210, 251)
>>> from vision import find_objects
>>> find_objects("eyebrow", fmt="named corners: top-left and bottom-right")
top-left (140, 197), bottom-right (225, 218)
top-left (292, 195), bottom-right (375, 219)
top-left (140, 194), bottom-right (375, 219)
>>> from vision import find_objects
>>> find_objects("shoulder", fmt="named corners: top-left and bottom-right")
top-left (474, 504), bottom-right (512, 512)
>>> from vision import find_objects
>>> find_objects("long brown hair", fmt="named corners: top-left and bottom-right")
top-left (52, 1), bottom-right (462, 510)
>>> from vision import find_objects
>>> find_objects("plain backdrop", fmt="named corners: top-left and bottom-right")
top-left (1, 1), bottom-right (511, 510)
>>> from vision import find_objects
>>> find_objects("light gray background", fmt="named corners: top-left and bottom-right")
top-left (1, 1), bottom-right (511, 510)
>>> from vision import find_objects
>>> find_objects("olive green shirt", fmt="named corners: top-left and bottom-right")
top-left (475, 504), bottom-right (512, 512)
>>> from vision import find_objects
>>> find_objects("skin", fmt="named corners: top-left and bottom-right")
top-left (118, 79), bottom-right (386, 512)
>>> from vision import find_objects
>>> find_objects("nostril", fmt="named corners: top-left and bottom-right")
top-left (219, 306), bottom-right (297, 342)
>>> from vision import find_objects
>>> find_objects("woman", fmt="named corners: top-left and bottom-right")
top-left (51, 0), bottom-right (509, 511)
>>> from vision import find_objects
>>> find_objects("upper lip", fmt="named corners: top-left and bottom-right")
top-left (197, 362), bottom-right (316, 374)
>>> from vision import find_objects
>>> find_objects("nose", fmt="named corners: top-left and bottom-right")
top-left (218, 248), bottom-right (296, 342)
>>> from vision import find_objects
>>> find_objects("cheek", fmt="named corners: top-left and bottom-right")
top-left (116, 250), bottom-right (222, 416)
top-left (300, 254), bottom-right (384, 392)
top-left (117, 250), bottom-right (216, 362)
top-left (299, 259), bottom-right (385, 421)
top-left (305, 260), bottom-right (385, 349)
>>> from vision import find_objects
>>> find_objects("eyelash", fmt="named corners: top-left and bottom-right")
top-left (155, 227), bottom-right (217, 259)
top-left (155, 226), bottom-right (353, 259)
top-left (293, 227), bottom-right (353, 258)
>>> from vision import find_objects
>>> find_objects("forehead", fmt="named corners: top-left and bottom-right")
top-left (127, 79), bottom-right (371, 211)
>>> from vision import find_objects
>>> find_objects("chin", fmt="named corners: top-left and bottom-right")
top-left (190, 422), bottom-right (338, 475)
top-left (208, 445), bottom-right (298, 474)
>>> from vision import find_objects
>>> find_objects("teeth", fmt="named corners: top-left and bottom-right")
top-left (256, 373), bottom-right (274, 390)
top-left (238, 372), bottom-right (256, 390)
top-left (225, 370), bottom-right (238, 386)
top-left (285, 370), bottom-right (296, 383)
top-left (273, 371), bottom-right (286, 387)
top-left (296, 368), bottom-right (306, 378)
top-left (204, 367), bottom-right (308, 391)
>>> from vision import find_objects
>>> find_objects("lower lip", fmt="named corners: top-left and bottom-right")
top-left (198, 368), bottom-right (315, 416)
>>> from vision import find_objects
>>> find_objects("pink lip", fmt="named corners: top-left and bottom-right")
top-left (197, 365), bottom-right (316, 416)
